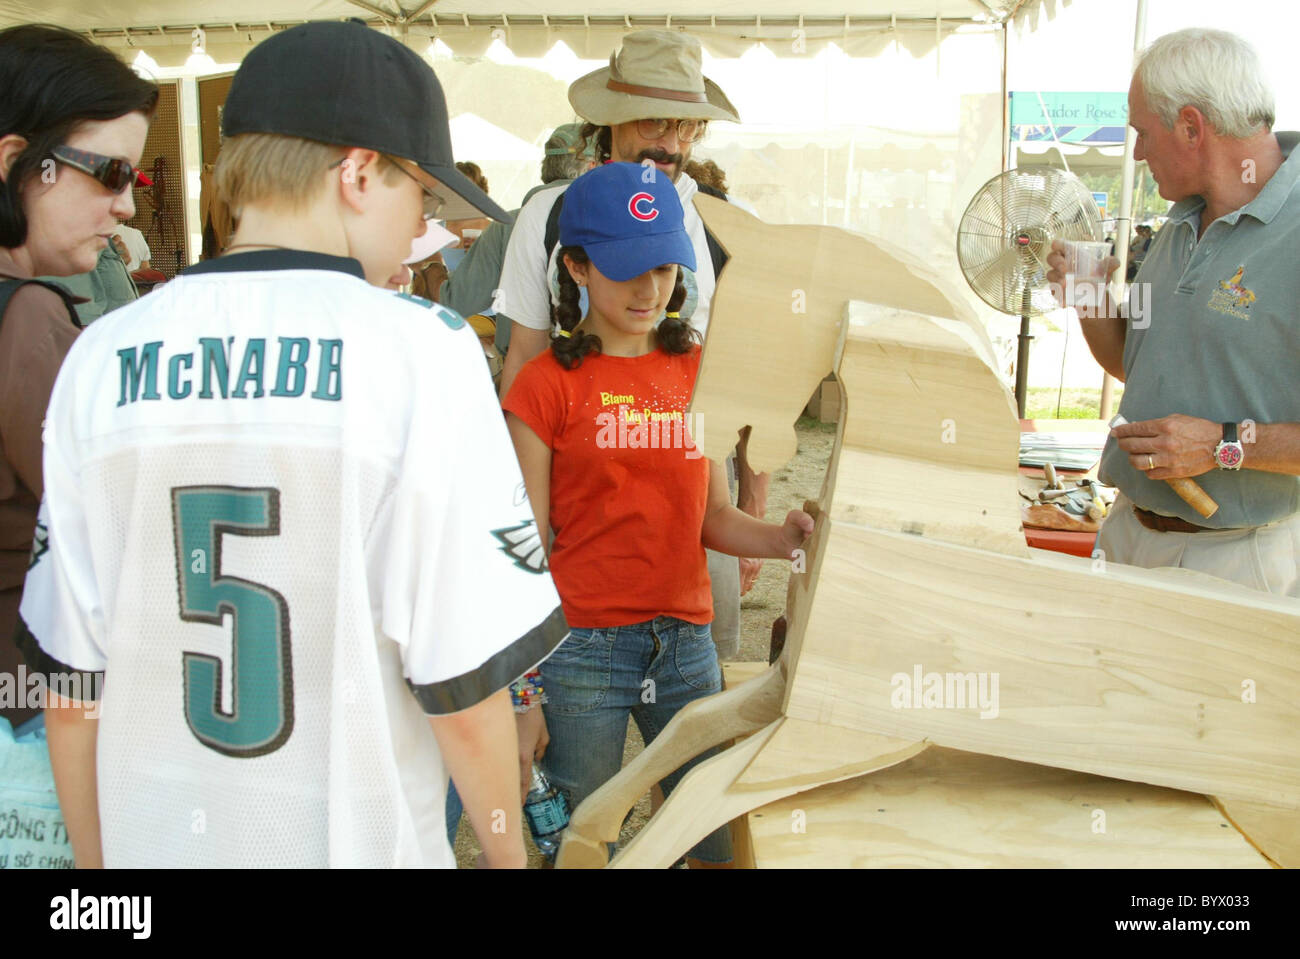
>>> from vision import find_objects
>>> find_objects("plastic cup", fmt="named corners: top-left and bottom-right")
top-left (1062, 240), bottom-right (1110, 309)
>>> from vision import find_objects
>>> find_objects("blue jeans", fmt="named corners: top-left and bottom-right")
top-left (539, 616), bottom-right (732, 863)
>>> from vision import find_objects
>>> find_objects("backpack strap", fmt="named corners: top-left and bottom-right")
top-left (0, 278), bottom-right (83, 333)
top-left (542, 189), bottom-right (565, 261)
top-left (694, 183), bottom-right (730, 279)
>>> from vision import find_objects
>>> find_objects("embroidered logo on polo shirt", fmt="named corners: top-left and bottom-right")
top-left (1208, 264), bottom-right (1257, 319)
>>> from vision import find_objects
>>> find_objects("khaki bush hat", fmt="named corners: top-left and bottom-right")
top-left (568, 31), bottom-right (740, 126)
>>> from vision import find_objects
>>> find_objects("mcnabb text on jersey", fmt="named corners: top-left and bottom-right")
top-left (115, 335), bottom-right (344, 406)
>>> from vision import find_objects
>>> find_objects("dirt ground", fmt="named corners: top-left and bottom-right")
top-left (454, 416), bottom-right (837, 868)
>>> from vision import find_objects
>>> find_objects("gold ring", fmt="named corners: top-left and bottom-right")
top-left (1146, 455), bottom-right (1155, 470)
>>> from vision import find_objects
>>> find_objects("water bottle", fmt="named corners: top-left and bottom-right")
top-left (523, 764), bottom-right (569, 861)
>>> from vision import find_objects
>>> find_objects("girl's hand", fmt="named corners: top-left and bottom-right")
top-left (515, 704), bottom-right (549, 802)
top-left (776, 510), bottom-right (815, 558)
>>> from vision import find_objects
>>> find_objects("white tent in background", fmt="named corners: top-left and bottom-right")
top-left (446, 114), bottom-right (543, 210)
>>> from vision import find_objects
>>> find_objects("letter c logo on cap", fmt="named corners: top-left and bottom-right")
top-left (628, 192), bottom-right (659, 222)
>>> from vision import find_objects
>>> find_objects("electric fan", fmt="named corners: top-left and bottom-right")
top-left (956, 168), bottom-right (1103, 417)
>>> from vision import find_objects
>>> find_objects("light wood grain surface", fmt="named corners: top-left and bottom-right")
top-left (788, 522), bottom-right (1300, 806)
top-left (746, 747), bottom-right (1271, 869)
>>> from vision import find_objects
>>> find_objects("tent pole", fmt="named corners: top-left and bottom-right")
top-left (1001, 21), bottom-right (1010, 171)
top-left (1100, 0), bottom-right (1148, 423)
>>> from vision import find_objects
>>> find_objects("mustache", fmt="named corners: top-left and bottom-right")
top-left (638, 149), bottom-right (683, 167)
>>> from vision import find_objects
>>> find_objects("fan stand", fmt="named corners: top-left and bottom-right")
top-left (1013, 287), bottom-right (1032, 419)
top-left (1012, 233), bottom-right (1034, 419)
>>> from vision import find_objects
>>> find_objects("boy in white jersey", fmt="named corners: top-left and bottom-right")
top-left (18, 20), bottom-right (566, 867)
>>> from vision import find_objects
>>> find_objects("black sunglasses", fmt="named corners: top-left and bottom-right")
top-left (51, 145), bottom-right (152, 193)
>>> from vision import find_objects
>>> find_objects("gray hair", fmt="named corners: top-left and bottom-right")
top-left (540, 151), bottom-right (587, 184)
top-left (1136, 28), bottom-right (1274, 138)
top-left (540, 130), bottom-right (590, 184)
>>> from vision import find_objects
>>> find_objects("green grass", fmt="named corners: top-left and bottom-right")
top-left (1024, 387), bottom-right (1123, 421)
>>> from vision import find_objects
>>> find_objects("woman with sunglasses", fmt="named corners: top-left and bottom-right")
top-left (0, 26), bottom-right (156, 743)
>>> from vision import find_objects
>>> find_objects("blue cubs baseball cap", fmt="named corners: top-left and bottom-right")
top-left (558, 162), bottom-right (696, 282)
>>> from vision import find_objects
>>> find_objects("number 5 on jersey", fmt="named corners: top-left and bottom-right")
top-left (172, 487), bottom-right (293, 757)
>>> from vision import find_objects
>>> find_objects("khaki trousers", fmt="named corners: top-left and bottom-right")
top-left (1096, 492), bottom-right (1299, 597)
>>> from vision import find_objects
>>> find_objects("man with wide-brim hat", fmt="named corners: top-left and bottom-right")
top-left (565, 32), bottom-right (740, 180)
top-left (496, 31), bottom-right (769, 861)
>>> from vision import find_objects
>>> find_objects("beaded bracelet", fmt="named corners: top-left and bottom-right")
top-left (510, 670), bottom-right (546, 712)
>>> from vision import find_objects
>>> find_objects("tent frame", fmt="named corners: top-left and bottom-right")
top-left (78, 0), bottom-right (1037, 46)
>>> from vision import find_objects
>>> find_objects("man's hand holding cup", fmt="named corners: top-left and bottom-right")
top-left (1046, 239), bottom-right (1120, 318)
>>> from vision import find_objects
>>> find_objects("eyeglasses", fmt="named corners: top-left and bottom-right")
top-left (51, 146), bottom-right (152, 193)
top-left (636, 118), bottom-right (709, 144)
top-left (384, 156), bottom-right (447, 220)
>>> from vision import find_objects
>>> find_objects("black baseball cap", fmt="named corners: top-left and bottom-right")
top-left (222, 19), bottom-right (509, 223)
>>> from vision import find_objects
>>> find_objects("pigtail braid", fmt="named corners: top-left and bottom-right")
top-left (550, 246), bottom-right (603, 369)
top-left (654, 267), bottom-right (701, 355)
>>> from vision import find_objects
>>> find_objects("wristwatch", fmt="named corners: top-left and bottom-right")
top-left (1214, 422), bottom-right (1244, 470)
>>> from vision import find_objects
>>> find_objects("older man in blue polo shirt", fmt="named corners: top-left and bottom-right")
top-left (1049, 27), bottom-right (1299, 596)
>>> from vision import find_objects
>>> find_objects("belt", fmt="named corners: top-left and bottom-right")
top-left (1132, 504), bottom-right (1218, 534)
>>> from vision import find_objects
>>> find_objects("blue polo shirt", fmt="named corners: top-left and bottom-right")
top-left (1100, 132), bottom-right (1300, 527)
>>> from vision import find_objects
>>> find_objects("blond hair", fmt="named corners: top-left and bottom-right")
top-left (215, 133), bottom-right (404, 214)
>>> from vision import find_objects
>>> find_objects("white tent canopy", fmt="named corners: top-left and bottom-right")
top-left (0, 1), bottom-right (1067, 64)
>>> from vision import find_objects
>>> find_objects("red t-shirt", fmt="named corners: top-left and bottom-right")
top-left (503, 344), bottom-right (711, 628)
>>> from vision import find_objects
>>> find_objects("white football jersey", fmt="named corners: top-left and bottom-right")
top-left (19, 251), bottom-right (565, 868)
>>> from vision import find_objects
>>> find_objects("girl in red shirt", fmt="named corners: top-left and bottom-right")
top-left (503, 162), bottom-right (811, 865)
